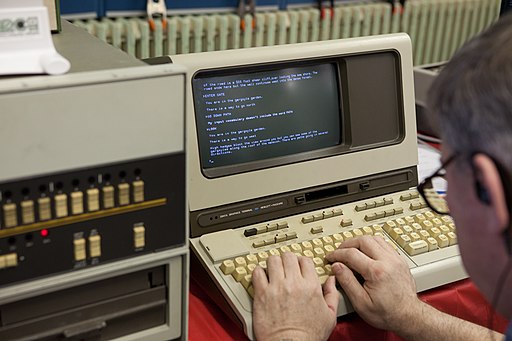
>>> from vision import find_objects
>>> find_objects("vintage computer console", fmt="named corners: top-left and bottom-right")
top-left (0, 31), bottom-right (188, 340)
top-left (172, 33), bottom-right (467, 340)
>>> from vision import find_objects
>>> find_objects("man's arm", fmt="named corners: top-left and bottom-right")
top-left (326, 236), bottom-right (504, 341)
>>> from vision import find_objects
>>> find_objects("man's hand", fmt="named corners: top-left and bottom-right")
top-left (252, 252), bottom-right (339, 341)
top-left (325, 235), bottom-right (422, 332)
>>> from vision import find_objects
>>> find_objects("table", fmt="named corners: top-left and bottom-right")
top-left (189, 268), bottom-right (508, 340)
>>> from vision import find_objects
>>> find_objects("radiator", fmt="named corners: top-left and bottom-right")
top-left (72, 0), bottom-right (501, 65)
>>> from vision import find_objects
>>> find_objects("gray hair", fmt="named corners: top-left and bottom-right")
top-left (428, 13), bottom-right (512, 168)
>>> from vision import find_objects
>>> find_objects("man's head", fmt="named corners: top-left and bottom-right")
top-left (428, 13), bottom-right (512, 317)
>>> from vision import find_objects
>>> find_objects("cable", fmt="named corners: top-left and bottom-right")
top-left (487, 257), bottom-right (512, 339)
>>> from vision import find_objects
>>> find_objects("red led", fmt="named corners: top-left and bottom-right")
top-left (40, 229), bottom-right (49, 237)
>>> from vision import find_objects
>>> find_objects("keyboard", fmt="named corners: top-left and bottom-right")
top-left (190, 188), bottom-right (467, 340)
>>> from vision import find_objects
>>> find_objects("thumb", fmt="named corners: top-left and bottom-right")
top-left (322, 276), bottom-right (340, 314)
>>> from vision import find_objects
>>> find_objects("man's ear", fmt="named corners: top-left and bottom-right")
top-left (472, 153), bottom-right (509, 233)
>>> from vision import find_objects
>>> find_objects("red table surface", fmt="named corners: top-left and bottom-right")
top-left (189, 267), bottom-right (509, 341)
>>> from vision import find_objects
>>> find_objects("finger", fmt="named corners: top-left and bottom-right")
top-left (372, 235), bottom-right (397, 254)
top-left (325, 247), bottom-right (372, 280)
top-left (252, 265), bottom-right (269, 295)
top-left (281, 252), bottom-right (301, 279)
top-left (331, 262), bottom-right (370, 309)
top-left (266, 254), bottom-right (285, 283)
top-left (322, 276), bottom-right (340, 314)
top-left (297, 255), bottom-right (317, 281)
top-left (326, 236), bottom-right (385, 262)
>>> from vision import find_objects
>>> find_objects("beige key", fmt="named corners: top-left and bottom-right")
top-left (313, 247), bottom-right (325, 258)
top-left (342, 231), bottom-right (354, 240)
top-left (394, 218), bottom-right (406, 227)
top-left (429, 227), bottom-right (441, 237)
top-left (278, 221), bottom-right (289, 229)
top-left (439, 225), bottom-right (450, 234)
top-left (318, 275), bottom-right (329, 285)
top-left (397, 234), bottom-right (411, 248)
top-left (352, 228), bottom-right (363, 237)
top-left (332, 208), bottom-right (343, 216)
top-left (246, 254), bottom-right (258, 265)
top-left (87, 188), bottom-right (100, 212)
top-left (389, 227), bottom-right (404, 240)
top-left (324, 264), bottom-right (332, 275)
top-left (247, 263), bottom-right (257, 274)
top-left (252, 240), bottom-right (265, 248)
top-left (257, 251), bottom-right (269, 261)
top-left (382, 220), bottom-right (398, 232)
top-left (422, 220), bottom-right (434, 229)
top-left (220, 260), bottom-right (236, 275)
top-left (404, 216), bottom-right (415, 224)
top-left (21, 200), bottom-right (35, 224)
top-left (269, 249), bottom-right (280, 256)
top-left (324, 245), bottom-right (335, 253)
top-left (414, 213), bottom-right (426, 223)
top-left (290, 243), bottom-right (302, 253)
top-left (286, 232), bottom-right (298, 240)
top-left (38, 197), bottom-right (51, 221)
top-left (331, 233), bottom-right (343, 243)
top-left (54, 194), bottom-right (68, 218)
top-left (435, 234), bottom-right (450, 248)
top-left (234, 256), bottom-right (247, 268)
top-left (312, 257), bottom-right (324, 267)
top-left (232, 267), bottom-right (248, 282)
top-left (322, 236), bottom-right (334, 245)
top-left (315, 267), bottom-right (326, 276)
top-left (372, 225), bottom-right (383, 234)
top-left (426, 237), bottom-right (439, 251)
top-left (411, 223), bottom-right (423, 232)
top-left (303, 250), bottom-right (314, 258)
top-left (132, 180), bottom-right (145, 202)
top-left (301, 241), bottom-right (313, 251)
top-left (241, 274), bottom-right (253, 289)
top-left (71, 192), bottom-right (84, 215)
top-left (402, 225), bottom-right (413, 234)
top-left (431, 218), bottom-right (443, 227)
top-left (310, 226), bottom-right (323, 234)
top-left (340, 218), bottom-right (353, 227)
top-left (424, 211), bottom-right (436, 220)
top-left (280, 245), bottom-right (291, 254)
top-left (447, 231), bottom-right (457, 245)
top-left (322, 210), bottom-right (334, 219)
top-left (302, 215), bottom-right (314, 224)
top-left (419, 230), bottom-right (430, 240)
top-left (267, 223), bottom-right (278, 232)
top-left (312, 238), bottom-right (323, 248)
top-left (404, 240), bottom-right (429, 256)
top-left (441, 216), bottom-right (453, 224)
top-left (258, 261), bottom-right (267, 270)
top-left (275, 233), bottom-right (286, 243)
top-left (362, 226), bottom-right (373, 235)
top-left (409, 232), bottom-right (421, 242)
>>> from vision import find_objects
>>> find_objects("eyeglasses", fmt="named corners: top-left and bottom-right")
top-left (417, 154), bottom-right (456, 215)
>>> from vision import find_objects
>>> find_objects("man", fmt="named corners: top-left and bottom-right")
top-left (252, 13), bottom-right (512, 341)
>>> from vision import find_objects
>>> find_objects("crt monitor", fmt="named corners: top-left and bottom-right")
top-left (172, 34), bottom-right (418, 238)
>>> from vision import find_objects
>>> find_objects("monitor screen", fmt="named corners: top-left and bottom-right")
top-left (192, 61), bottom-right (342, 177)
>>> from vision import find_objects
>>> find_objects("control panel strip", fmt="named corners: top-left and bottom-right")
top-left (0, 198), bottom-right (166, 239)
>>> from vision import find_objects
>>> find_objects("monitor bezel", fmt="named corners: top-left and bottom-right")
top-left (191, 57), bottom-right (350, 178)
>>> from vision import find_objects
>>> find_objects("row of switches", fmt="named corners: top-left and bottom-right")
top-left (73, 226), bottom-right (146, 261)
top-left (73, 235), bottom-right (102, 261)
top-left (2, 181), bottom-right (145, 228)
